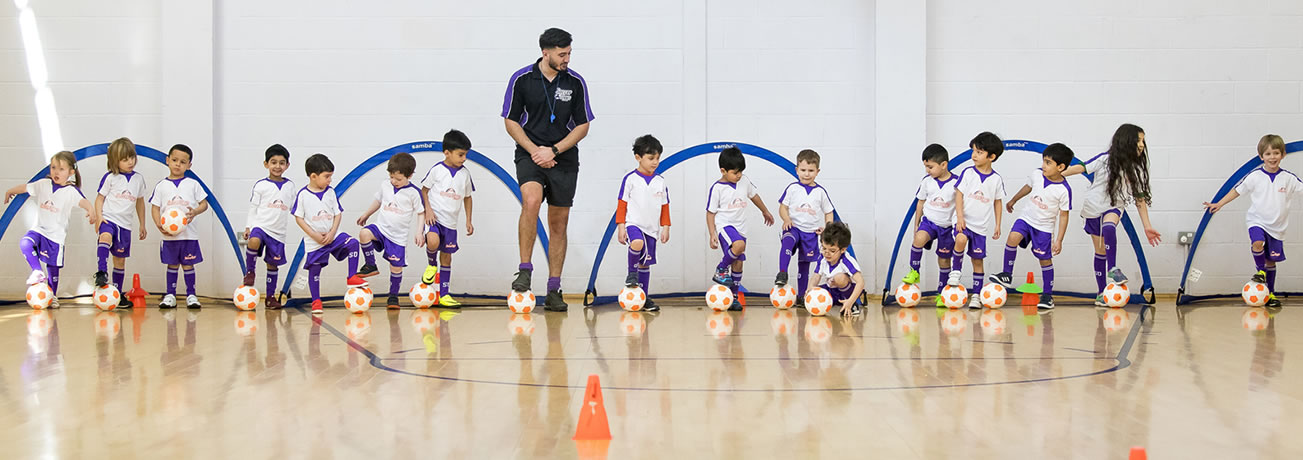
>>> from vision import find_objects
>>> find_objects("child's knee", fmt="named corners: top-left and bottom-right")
top-left (98, 232), bottom-right (113, 244)
top-left (1039, 259), bottom-right (1052, 267)
top-left (831, 274), bottom-right (850, 288)
top-left (359, 228), bottom-right (374, 242)
top-left (1252, 241), bottom-right (1266, 252)
top-left (912, 231), bottom-right (931, 247)
top-left (247, 236), bottom-right (262, 249)
top-left (390, 265), bottom-right (404, 274)
top-left (181, 265), bottom-right (194, 270)
top-left (953, 234), bottom-right (968, 251)
top-left (731, 240), bottom-right (746, 255)
top-left (426, 232), bottom-right (441, 248)
top-left (629, 239), bottom-right (645, 252)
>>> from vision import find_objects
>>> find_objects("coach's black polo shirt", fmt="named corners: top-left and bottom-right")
top-left (501, 58), bottom-right (594, 165)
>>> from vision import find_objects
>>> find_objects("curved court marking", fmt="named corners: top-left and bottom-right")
top-left (298, 304), bottom-right (1149, 392)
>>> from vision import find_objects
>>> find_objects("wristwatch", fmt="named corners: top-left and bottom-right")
top-left (551, 146), bottom-right (559, 155)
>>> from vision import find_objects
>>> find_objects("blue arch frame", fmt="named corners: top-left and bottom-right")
top-left (0, 143), bottom-right (247, 273)
top-left (1177, 140), bottom-right (1303, 305)
top-left (278, 141), bottom-right (546, 299)
top-left (581, 141), bottom-right (861, 306)
top-left (880, 140), bottom-right (1156, 306)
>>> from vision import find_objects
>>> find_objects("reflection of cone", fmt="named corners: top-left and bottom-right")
top-left (573, 374), bottom-right (612, 440)
top-left (575, 440), bottom-right (611, 460)
top-left (1128, 446), bottom-right (1146, 460)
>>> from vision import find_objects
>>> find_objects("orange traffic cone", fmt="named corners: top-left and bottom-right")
top-left (1128, 446), bottom-right (1147, 460)
top-left (573, 374), bottom-right (612, 441)
top-left (126, 274), bottom-right (148, 309)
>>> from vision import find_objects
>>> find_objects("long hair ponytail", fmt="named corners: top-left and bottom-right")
top-left (52, 150), bottom-right (81, 191)
top-left (1105, 124), bottom-right (1150, 207)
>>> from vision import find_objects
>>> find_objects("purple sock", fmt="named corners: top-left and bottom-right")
top-left (389, 272), bottom-right (402, 298)
top-left (166, 267), bottom-right (178, 295)
top-left (19, 235), bottom-right (41, 271)
top-left (244, 247), bottom-right (258, 274)
top-left (547, 276), bottom-right (561, 292)
top-left (717, 249), bottom-right (735, 271)
top-left (778, 232), bottom-right (796, 272)
top-left (1004, 245), bottom-right (1018, 273)
top-left (628, 245), bottom-right (641, 272)
top-left (46, 265), bottom-right (59, 293)
top-left (731, 270), bottom-right (743, 295)
top-left (183, 268), bottom-right (196, 296)
top-left (952, 253), bottom-right (964, 274)
top-left (98, 242), bottom-right (111, 272)
top-left (638, 267), bottom-right (651, 294)
top-left (1253, 250), bottom-right (1266, 271)
top-left (1093, 254), bottom-right (1107, 293)
top-left (308, 265), bottom-right (322, 300)
top-left (361, 241), bottom-right (376, 265)
top-left (797, 261), bottom-right (810, 299)
top-left (519, 262), bottom-right (533, 272)
top-left (1267, 266), bottom-right (1277, 292)
top-left (112, 268), bottom-right (125, 293)
top-left (266, 269), bottom-right (279, 297)
top-left (939, 265), bottom-right (951, 291)
top-left (427, 250), bottom-right (438, 267)
top-left (972, 271), bottom-right (984, 293)
top-left (1041, 264), bottom-right (1054, 298)
top-left (909, 246), bottom-right (923, 272)
top-left (440, 267), bottom-right (451, 295)
top-left (1101, 221), bottom-right (1118, 269)
top-left (345, 238), bottom-right (360, 276)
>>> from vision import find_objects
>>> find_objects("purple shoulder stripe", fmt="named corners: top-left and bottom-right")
top-left (501, 65), bottom-right (533, 119)
top-left (567, 68), bottom-right (595, 122)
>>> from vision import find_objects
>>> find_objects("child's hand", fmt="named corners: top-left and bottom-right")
top-left (617, 225), bottom-right (628, 245)
top-left (840, 299), bottom-right (856, 318)
top-left (1006, 201), bottom-right (1016, 213)
top-left (465, 222), bottom-right (474, 236)
top-left (709, 236), bottom-right (719, 250)
top-left (415, 234), bottom-right (425, 247)
top-left (762, 212), bottom-right (775, 227)
top-left (184, 207), bottom-right (198, 219)
top-left (425, 209), bottom-right (436, 227)
top-left (86, 210), bottom-right (96, 225)
top-left (4, 192), bottom-right (17, 204)
top-left (356, 215), bottom-right (367, 226)
top-left (1052, 240), bottom-right (1062, 255)
top-left (992, 229), bottom-right (1001, 241)
top-left (815, 226), bottom-right (823, 235)
top-left (1203, 201), bottom-right (1222, 213)
top-left (317, 232), bottom-right (331, 246)
top-left (782, 219), bottom-right (794, 231)
top-left (243, 228), bottom-right (251, 240)
top-left (1145, 228), bottom-right (1162, 246)
top-left (156, 221), bottom-right (170, 236)
top-left (139, 225), bottom-right (147, 240)
top-left (659, 226), bottom-right (670, 244)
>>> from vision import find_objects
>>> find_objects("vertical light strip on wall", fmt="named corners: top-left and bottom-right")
top-left (14, 0), bottom-right (64, 159)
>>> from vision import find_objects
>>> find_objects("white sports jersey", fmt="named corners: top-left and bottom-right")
top-left (955, 167), bottom-right (1005, 235)
top-left (96, 172), bottom-right (147, 231)
top-left (1018, 169), bottom-right (1073, 233)
top-left (1080, 152), bottom-right (1131, 218)
top-left (915, 174), bottom-right (958, 227)
top-left (1234, 167), bottom-right (1303, 239)
top-left (617, 170), bottom-right (670, 237)
top-left (27, 178), bottom-right (86, 246)
top-left (245, 177), bottom-right (297, 243)
top-left (778, 182), bottom-right (835, 233)
top-left (292, 186), bottom-right (343, 253)
top-left (816, 253), bottom-right (861, 282)
top-left (149, 177), bottom-right (209, 241)
top-left (372, 181), bottom-right (425, 244)
top-left (706, 175), bottom-right (759, 237)
top-left (419, 162), bottom-right (474, 230)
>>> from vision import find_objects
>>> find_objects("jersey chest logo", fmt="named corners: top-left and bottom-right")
top-left (39, 200), bottom-right (59, 213)
top-left (554, 88), bottom-right (573, 102)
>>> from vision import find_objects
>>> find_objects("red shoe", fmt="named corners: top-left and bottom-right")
top-left (346, 275), bottom-right (368, 287)
top-left (738, 291), bottom-right (747, 308)
top-left (311, 299), bottom-right (324, 314)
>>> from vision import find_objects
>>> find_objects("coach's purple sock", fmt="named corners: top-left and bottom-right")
top-left (1041, 264), bottom-right (1054, 298)
top-left (440, 267), bottom-right (451, 295)
top-left (1266, 266), bottom-right (1277, 293)
top-left (1004, 245), bottom-right (1018, 274)
top-left (266, 268), bottom-right (279, 297)
top-left (345, 238), bottom-right (360, 276)
top-left (112, 268), bottom-right (125, 293)
top-left (1101, 221), bottom-right (1118, 269)
top-left (19, 236), bottom-right (40, 271)
top-left (308, 265), bottom-right (322, 300)
top-left (361, 241), bottom-right (376, 265)
top-left (389, 272), bottom-right (402, 298)
top-left (547, 276), bottom-right (561, 292)
top-left (183, 268), bottom-right (196, 296)
top-left (972, 271), bottom-right (984, 293)
top-left (638, 267), bottom-right (651, 294)
top-left (778, 232), bottom-right (796, 272)
top-left (1253, 250), bottom-right (1267, 272)
top-left (909, 246), bottom-right (923, 272)
top-left (166, 267), bottom-right (178, 295)
top-left (244, 247), bottom-right (257, 274)
top-left (1093, 254), bottom-right (1107, 294)
top-left (797, 261), bottom-right (811, 299)
top-left (98, 242), bottom-right (111, 272)
top-left (46, 265), bottom-right (59, 294)
top-left (519, 262), bottom-right (533, 272)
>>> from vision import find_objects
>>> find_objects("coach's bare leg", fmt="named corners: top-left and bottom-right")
top-left (547, 205), bottom-right (570, 278)
top-left (518, 182), bottom-right (543, 264)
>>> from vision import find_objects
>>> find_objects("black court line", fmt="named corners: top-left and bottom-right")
top-left (297, 304), bottom-right (1150, 392)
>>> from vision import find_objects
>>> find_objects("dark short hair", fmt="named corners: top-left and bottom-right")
top-left (443, 129), bottom-right (471, 152)
top-left (305, 153), bottom-right (334, 176)
top-left (169, 144), bottom-right (193, 162)
top-left (821, 221), bottom-right (851, 249)
top-left (796, 149), bottom-right (820, 168)
top-left (922, 143), bottom-right (949, 164)
top-left (633, 134), bottom-right (662, 157)
top-left (265, 144), bottom-right (289, 163)
top-left (1043, 143), bottom-right (1075, 167)
top-left (719, 146), bottom-right (745, 172)
top-left (387, 152), bottom-right (416, 177)
top-left (539, 28), bottom-right (572, 49)
top-left (969, 132), bottom-right (1004, 160)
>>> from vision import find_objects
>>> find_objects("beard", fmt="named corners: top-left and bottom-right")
top-left (546, 57), bottom-right (567, 72)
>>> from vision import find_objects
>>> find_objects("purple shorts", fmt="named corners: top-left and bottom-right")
top-left (1083, 208), bottom-right (1122, 236)
top-left (427, 223), bottom-right (460, 254)
top-left (98, 220), bottom-right (132, 258)
top-left (957, 228), bottom-right (988, 259)
top-left (22, 231), bottom-right (64, 267)
top-left (1249, 226), bottom-right (1286, 262)
top-left (822, 282), bottom-right (858, 305)
top-left (1010, 219), bottom-right (1053, 260)
top-left (717, 226), bottom-right (747, 261)
top-left (782, 227), bottom-right (821, 262)
top-left (917, 217), bottom-right (954, 257)
top-left (364, 224), bottom-right (406, 267)
top-left (161, 240), bottom-right (203, 266)
top-left (305, 233), bottom-right (359, 267)
top-left (247, 227), bottom-right (287, 266)
top-left (626, 225), bottom-right (658, 266)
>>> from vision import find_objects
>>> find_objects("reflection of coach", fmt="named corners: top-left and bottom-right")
top-left (502, 27), bottom-right (593, 311)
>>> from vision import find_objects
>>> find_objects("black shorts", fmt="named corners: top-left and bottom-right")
top-left (515, 146), bottom-right (579, 207)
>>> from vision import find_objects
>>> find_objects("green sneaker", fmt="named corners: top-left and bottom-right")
top-left (438, 294), bottom-right (462, 308)
top-left (902, 269), bottom-right (920, 285)
top-left (422, 265), bottom-right (439, 285)
top-left (1252, 270), bottom-right (1267, 284)
top-left (935, 295), bottom-right (946, 307)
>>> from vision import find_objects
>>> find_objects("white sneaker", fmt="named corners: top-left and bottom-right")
top-left (968, 295), bottom-right (982, 309)
top-left (186, 295), bottom-right (201, 309)
top-left (160, 294), bottom-right (177, 309)
top-left (947, 270), bottom-right (963, 286)
top-left (26, 270), bottom-right (46, 286)
top-left (48, 298), bottom-right (60, 309)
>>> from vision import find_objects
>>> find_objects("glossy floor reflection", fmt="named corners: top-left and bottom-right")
top-left (1, 298), bottom-right (1300, 459)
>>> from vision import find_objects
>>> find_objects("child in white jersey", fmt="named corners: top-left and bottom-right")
top-left (1205, 134), bottom-right (1302, 307)
top-left (950, 132), bottom-right (1006, 308)
top-left (241, 144), bottom-right (296, 309)
top-left (356, 152), bottom-right (425, 309)
top-left (616, 134), bottom-right (671, 312)
top-left (94, 138), bottom-right (148, 308)
top-left (808, 221), bottom-right (865, 318)
top-left (149, 144), bottom-right (210, 309)
top-left (902, 144), bottom-right (958, 306)
top-left (706, 146), bottom-right (775, 310)
top-left (990, 143), bottom-right (1075, 309)
top-left (774, 149), bottom-right (836, 307)
top-left (5, 150), bottom-right (95, 308)
top-left (293, 153), bottom-right (367, 314)
top-left (418, 130), bottom-right (475, 308)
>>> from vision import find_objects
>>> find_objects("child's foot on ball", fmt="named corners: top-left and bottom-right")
top-left (946, 270), bottom-right (963, 286)
top-left (1106, 267), bottom-right (1128, 284)
top-left (346, 275), bottom-right (368, 287)
top-left (422, 265), bottom-right (438, 285)
top-left (27, 270), bottom-right (46, 286)
top-left (242, 269), bottom-right (256, 287)
top-left (1252, 270), bottom-right (1267, 284)
top-left (357, 264), bottom-right (379, 278)
top-left (712, 267), bottom-right (734, 287)
top-left (94, 270), bottom-right (109, 288)
top-left (625, 271), bottom-right (640, 288)
top-left (774, 272), bottom-right (788, 287)
top-left (901, 269), bottom-right (920, 285)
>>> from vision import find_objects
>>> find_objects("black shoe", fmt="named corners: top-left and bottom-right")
top-left (989, 272), bottom-right (1014, 288)
top-left (624, 271), bottom-right (640, 288)
top-left (643, 298), bottom-right (661, 312)
top-left (93, 270), bottom-right (109, 288)
top-left (118, 295), bottom-right (133, 308)
top-left (512, 270), bottom-right (532, 292)
top-left (1252, 270), bottom-right (1267, 284)
top-left (712, 267), bottom-right (734, 287)
top-left (544, 289), bottom-right (567, 311)
top-left (728, 299), bottom-right (743, 311)
top-left (774, 272), bottom-right (788, 287)
top-left (357, 264), bottom-right (380, 278)
top-left (795, 297), bottom-right (805, 309)
top-left (387, 295), bottom-right (401, 309)
top-left (242, 269), bottom-right (256, 287)
top-left (1266, 295), bottom-right (1282, 308)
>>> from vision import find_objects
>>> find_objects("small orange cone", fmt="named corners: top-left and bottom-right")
top-left (126, 274), bottom-right (148, 309)
top-left (1128, 446), bottom-right (1147, 460)
top-left (1019, 272), bottom-right (1039, 307)
top-left (573, 374), bottom-right (612, 440)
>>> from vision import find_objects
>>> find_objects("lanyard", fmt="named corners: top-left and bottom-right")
top-left (540, 75), bottom-right (557, 123)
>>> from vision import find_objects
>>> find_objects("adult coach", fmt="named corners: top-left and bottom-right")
top-left (502, 28), bottom-right (593, 311)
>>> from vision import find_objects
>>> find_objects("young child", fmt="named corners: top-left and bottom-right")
top-left (293, 153), bottom-right (368, 314)
top-left (149, 144), bottom-right (210, 309)
top-left (5, 151), bottom-right (95, 308)
top-left (1204, 134), bottom-right (1301, 308)
top-left (419, 129), bottom-right (475, 308)
top-left (615, 134), bottom-right (670, 312)
top-left (356, 152), bottom-right (424, 309)
top-left (807, 221), bottom-right (865, 318)
top-left (774, 149), bottom-right (835, 306)
top-left (94, 137), bottom-right (148, 307)
top-left (989, 143), bottom-right (1075, 309)
top-left (951, 132), bottom-right (1006, 308)
top-left (903, 144), bottom-right (958, 307)
top-left (706, 146), bottom-right (775, 310)
top-left (1064, 124), bottom-right (1162, 306)
top-left (241, 144), bottom-right (296, 309)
